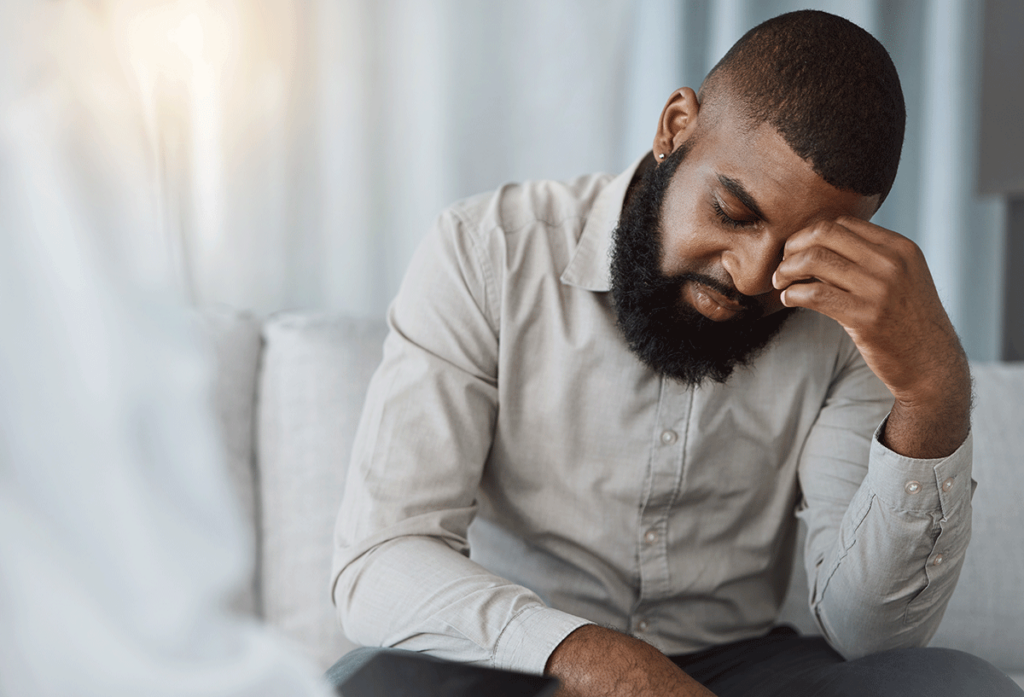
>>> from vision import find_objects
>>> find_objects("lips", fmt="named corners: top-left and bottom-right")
top-left (683, 281), bottom-right (744, 322)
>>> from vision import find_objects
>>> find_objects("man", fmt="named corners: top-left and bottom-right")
top-left (330, 10), bottom-right (1021, 696)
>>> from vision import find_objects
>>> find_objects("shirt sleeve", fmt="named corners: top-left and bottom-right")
top-left (796, 337), bottom-right (975, 659)
top-left (330, 208), bottom-right (592, 674)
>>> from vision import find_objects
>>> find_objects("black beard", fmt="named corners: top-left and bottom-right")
top-left (609, 147), bottom-right (795, 386)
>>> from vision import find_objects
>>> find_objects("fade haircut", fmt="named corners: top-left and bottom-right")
top-left (699, 10), bottom-right (906, 203)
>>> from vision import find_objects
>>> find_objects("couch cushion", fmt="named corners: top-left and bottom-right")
top-left (780, 362), bottom-right (1024, 673)
top-left (257, 312), bottom-right (388, 669)
top-left (196, 306), bottom-right (262, 618)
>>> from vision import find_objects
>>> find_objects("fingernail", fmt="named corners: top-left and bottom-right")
top-left (780, 289), bottom-right (788, 306)
top-left (772, 271), bottom-right (780, 289)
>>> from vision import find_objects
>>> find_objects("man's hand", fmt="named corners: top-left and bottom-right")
top-left (772, 215), bottom-right (971, 459)
top-left (544, 625), bottom-right (717, 697)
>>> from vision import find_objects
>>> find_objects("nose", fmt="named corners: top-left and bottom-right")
top-left (721, 234), bottom-right (784, 298)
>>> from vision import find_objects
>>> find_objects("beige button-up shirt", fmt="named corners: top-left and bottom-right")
top-left (332, 157), bottom-right (973, 675)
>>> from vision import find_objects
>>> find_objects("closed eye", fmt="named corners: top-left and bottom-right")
top-left (712, 199), bottom-right (758, 229)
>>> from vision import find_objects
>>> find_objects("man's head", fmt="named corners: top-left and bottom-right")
top-left (611, 10), bottom-right (905, 386)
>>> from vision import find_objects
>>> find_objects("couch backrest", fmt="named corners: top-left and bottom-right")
top-left (257, 313), bottom-right (387, 668)
top-left (203, 309), bottom-right (1024, 673)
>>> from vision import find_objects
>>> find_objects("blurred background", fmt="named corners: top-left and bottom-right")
top-left (6, 0), bottom-right (1021, 360)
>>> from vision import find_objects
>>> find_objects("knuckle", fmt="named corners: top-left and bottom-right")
top-left (808, 246), bottom-right (834, 267)
top-left (877, 253), bottom-right (901, 279)
top-left (894, 235), bottom-right (922, 261)
top-left (863, 302), bottom-right (884, 326)
top-left (799, 281), bottom-right (826, 304)
top-left (907, 239), bottom-right (925, 264)
top-left (866, 276), bottom-right (889, 301)
top-left (809, 220), bottom-right (835, 241)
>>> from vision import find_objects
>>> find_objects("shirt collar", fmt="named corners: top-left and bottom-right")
top-left (560, 153), bottom-right (649, 293)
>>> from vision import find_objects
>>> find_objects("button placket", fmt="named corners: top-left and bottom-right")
top-left (934, 463), bottom-right (962, 520)
top-left (636, 379), bottom-right (692, 603)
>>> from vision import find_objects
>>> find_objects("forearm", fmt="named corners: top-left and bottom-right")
top-left (545, 625), bottom-right (717, 697)
top-left (883, 345), bottom-right (971, 460)
top-left (333, 534), bottom-right (589, 673)
top-left (808, 427), bottom-right (974, 658)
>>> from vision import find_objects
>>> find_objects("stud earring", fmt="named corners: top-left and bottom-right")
top-left (658, 153), bottom-right (666, 160)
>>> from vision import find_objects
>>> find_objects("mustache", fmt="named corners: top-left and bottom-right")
top-left (665, 272), bottom-right (761, 313)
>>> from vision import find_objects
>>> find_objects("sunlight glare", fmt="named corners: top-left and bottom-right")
top-left (121, 1), bottom-right (238, 300)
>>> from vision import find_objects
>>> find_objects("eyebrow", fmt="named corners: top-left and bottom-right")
top-left (717, 175), bottom-right (767, 222)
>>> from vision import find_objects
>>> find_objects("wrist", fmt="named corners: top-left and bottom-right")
top-left (884, 378), bottom-right (971, 460)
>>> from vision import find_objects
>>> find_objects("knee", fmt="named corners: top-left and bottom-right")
top-left (324, 647), bottom-right (405, 688)
top-left (844, 647), bottom-right (1023, 697)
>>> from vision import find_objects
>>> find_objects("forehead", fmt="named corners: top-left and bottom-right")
top-left (686, 110), bottom-right (877, 223)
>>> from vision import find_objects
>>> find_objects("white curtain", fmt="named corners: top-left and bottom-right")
top-left (121, 0), bottom-right (1005, 360)
top-left (0, 2), bottom-right (330, 693)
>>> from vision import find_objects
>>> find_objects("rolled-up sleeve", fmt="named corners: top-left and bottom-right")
top-left (797, 341), bottom-right (974, 659)
top-left (330, 207), bottom-right (591, 674)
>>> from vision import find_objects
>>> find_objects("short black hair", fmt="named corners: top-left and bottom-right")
top-left (699, 10), bottom-right (906, 203)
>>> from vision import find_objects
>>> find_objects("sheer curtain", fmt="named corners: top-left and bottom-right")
top-left (0, 2), bottom-right (330, 693)
top-left (143, 0), bottom-right (1004, 360)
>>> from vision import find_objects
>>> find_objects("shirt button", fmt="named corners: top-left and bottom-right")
top-left (933, 553), bottom-right (945, 566)
top-left (637, 619), bottom-right (649, 632)
top-left (905, 480), bottom-right (921, 494)
top-left (942, 477), bottom-right (955, 492)
top-left (644, 529), bottom-right (658, 545)
top-left (660, 429), bottom-right (678, 445)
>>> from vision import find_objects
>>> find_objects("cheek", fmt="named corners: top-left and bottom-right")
top-left (658, 213), bottom-right (723, 276)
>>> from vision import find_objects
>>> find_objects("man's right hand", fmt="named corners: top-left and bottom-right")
top-left (544, 625), bottom-right (718, 697)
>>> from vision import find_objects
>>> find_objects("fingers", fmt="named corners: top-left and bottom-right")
top-left (779, 277), bottom-right (877, 324)
top-left (781, 218), bottom-right (881, 272)
top-left (773, 244), bottom-right (864, 293)
top-left (774, 216), bottom-right (967, 421)
top-left (786, 215), bottom-right (892, 255)
top-left (774, 217), bottom-right (919, 298)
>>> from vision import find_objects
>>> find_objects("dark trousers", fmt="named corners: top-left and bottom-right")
top-left (669, 625), bottom-right (1023, 696)
top-left (326, 626), bottom-right (1024, 696)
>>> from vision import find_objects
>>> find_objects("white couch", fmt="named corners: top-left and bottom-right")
top-left (199, 307), bottom-right (1024, 686)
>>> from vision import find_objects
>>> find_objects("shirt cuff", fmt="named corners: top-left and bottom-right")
top-left (864, 418), bottom-right (974, 518)
top-left (491, 605), bottom-right (593, 675)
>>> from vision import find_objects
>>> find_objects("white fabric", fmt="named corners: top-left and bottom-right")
top-left (196, 308), bottom-right (263, 618)
top-left (0, 3), bottom-right (327, 694)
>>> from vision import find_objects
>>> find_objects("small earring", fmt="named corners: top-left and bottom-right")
top-left (658, 153), bottom-right (666, 160)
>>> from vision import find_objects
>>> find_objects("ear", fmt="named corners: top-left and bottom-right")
top-left (653, 87), bottom-right (700, 161)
